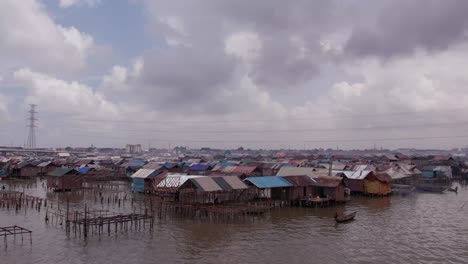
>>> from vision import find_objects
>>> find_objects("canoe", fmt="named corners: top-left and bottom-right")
top-left (335, 212), bottom-right (356, 223)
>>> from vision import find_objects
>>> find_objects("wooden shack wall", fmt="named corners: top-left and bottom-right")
top-left (364, 180), bottom-right (391, 195)
top-left (271, 187), bottom-right (290, 200)
top-left (20, 167), bottom-right (40, 177)
top-left (347, 179), bottom-right (365, 193)
top-left (40, 166), bottom-right (57, 176)
top-left (287, 186), bottom-right (314, 201)
top-left (62, 174), bottom-right (83, 190)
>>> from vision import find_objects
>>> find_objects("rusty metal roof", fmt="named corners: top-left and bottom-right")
top-left (282, 175), bottom-right (316, 186)
top-left (312, 176), bottom-right (343, 188)
top-left (373, 172), bottom-right (393, 183)
top-left (232, 166), bottom-right (257, 174)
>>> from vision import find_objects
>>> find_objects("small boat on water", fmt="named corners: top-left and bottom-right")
top-left (334, 212), bottom-right (356, 223)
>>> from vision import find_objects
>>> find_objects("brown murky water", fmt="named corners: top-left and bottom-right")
top-left (2, 180), bottom-right (468, 264)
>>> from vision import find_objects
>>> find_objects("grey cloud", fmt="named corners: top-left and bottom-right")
top-left (137, 45), bottom-right (235, 113)
top-left (250, 36), bottom-right (320, 89)
top-left (127, 0), bottom-right (343, 106)
top-left (345, 0), bottom-right (468, 57)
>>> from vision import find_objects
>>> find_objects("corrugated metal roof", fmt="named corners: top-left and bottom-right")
top-left (188, 164), bottom-right (211, 171)
top-left (127, 160), bottom-right (147, 168)
top-left (353, 164), bottom-right (375, 171)
top-left (131, 169), bottom-right (159, 179)
top-left (312, 176), bottom-right (343, 188)
top-left (232, 166), bottom-right (257, 174)
top-left (213, 176), bottom-right (248, 190)
top-left (143, 163), bottom-right (163, 170)
top-left (282, 175), bottom-right (316, 186)
top-left (78, 167), bottom-right (92, 174)
top-left (211, 164), bottom-right (223, 172)
top-left (184, 177), bottom-right (223, 192)
top-left (221, 166), bottom-right (237, 173)
top-left (373, 172), bottom-right (392, 183)
top-left (277, 167), bottom-right (325, 178)
top-left (342, 170), bottom-right (372, 180)
top-left (37, 161), bottom-right (52, 167)
top-left (244, 176), bottom-right (293, 188)
top-left (48, 168), bottom-right (75, 177)
top-left (17, 161), bottom-right (33, 169)
top-left (157, 174), bottom-right (204, 188)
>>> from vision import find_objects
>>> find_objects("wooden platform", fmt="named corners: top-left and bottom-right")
top-left (0, 226), bottom-right (32, 248)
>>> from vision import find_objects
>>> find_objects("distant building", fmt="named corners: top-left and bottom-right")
top-left (126, 144), bottom-right (142, 154)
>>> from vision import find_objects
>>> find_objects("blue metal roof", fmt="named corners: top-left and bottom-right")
top-left (189, 164), bottom-right (211, 171)
top-left (127, 160), bottom-right (147, 168)
top-left (244, 176), bottom-right (293, 188)
top-left (162, 163), bottom-right (176, 169)
top-left (221, 161), bottom-right (237, 167)
top-left (77, 167), bottom-right (91, 174)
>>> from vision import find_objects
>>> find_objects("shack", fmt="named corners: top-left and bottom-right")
top-left (311, 176), bottom-right (346, 202)
top-left (244, 176), bottom-right (293, 200)
top-left (11, 162), bottom-right (40, 177)
top-left (178, 176), bottom-right (224, 203)
top-left (338, 170), bottom-right (372, 194)
top-left (386, 163), bottom-right (421, 184)
top-left (124, 159), bottom-right (148, 176)
top-left (364, 172), bottom-right (392, 196)
top-left (47, 168), bottom-right (82, 191)
top-left (212, 176), bottom-right (251, 201)
top-left (37, 161), bottom-right (57, 177)
top-left (130, 167), bottom-right (166, 193)
top-left (281, 175), bottom-right (317, 203)
top-left (155, 174), bottom-right (204, 196)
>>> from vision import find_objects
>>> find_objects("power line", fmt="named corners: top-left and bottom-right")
top-left (37, 107), bottom-right (468, 125)
top-left (27, 120), bottom-right (468, 134)
top-left (63, 133), bottom-right (468, 144)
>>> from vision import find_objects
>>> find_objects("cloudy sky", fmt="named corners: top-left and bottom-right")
top-left (1, 0), bottom-right (468, 150)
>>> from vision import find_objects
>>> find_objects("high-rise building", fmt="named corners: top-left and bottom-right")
top-left (126, 144), bottom-right (142, 153)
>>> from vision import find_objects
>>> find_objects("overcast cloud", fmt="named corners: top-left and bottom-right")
top-left (1, 0), bottom-right (468, 149)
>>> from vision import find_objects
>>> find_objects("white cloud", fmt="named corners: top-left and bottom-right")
top-left (14, 68), bottom-right (118, 119)
top-left (0, 0), bottom-right (95, 75)
top-left (225, 31), bottom-right (262, 62)
top-left (99, 58), bottom-right (143, 95)
top-left (59, 0), bottom-right (101, 8)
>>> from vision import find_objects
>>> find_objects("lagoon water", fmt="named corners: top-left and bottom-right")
top-left (2, 180), bottom-right (468, 264)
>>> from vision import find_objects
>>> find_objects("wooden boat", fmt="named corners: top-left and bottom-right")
top-left (334, 212), bottom-right (356, 223)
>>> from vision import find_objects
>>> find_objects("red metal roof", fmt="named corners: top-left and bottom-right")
top-left (232, 166), bottom-right (257, 175)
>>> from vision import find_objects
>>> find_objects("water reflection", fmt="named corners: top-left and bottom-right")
top-left (2, 180), bottom-right (468, 264)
